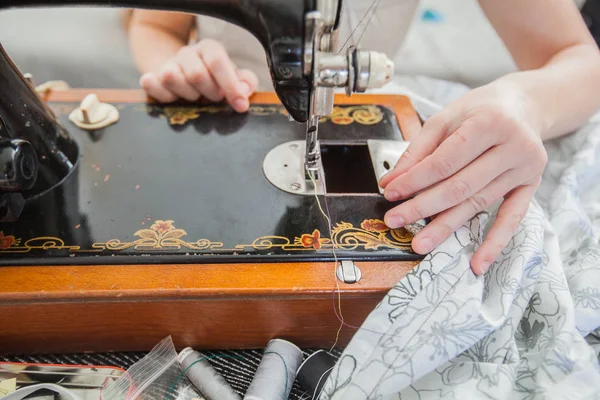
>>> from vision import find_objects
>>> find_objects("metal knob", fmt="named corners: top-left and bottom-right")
top-left (316, 46), bottom-right (394, 95)
top-left (0, 139), bottom-right (38, 192)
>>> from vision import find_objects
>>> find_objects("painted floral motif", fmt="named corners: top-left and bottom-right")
top-left (96, 220), bottom-right (220, 251)
top-left (0, 219), bottom-right (416, 254)
top-left (299, 229), bottom-right (323, 250)
top-left (360, 219), bottom-right (389, 233)
top-left (332, 221), bottom-right (412, 251)
top-left (148, 104), bottom-right (383, 126)
top-left (0, 232), bottom-right (15, 249)
top-left (150, 220), bottom-right (175, 234)
top-left (163, 107), bottom-right (202, 125)
top-left (323, 105), bottom-right (383, 125)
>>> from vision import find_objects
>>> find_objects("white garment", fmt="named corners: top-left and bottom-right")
top-left (196, 0), bottom-right (419, 91)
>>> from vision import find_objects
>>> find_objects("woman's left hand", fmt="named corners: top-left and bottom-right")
top-left (379, 80), bottom-right (548, 275)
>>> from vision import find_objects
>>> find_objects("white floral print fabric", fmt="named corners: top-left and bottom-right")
top-left (320, 81), bottom-right (600, 399)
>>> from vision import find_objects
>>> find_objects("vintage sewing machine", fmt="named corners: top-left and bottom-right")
top-left (0, 0), bottom-right (424, 354)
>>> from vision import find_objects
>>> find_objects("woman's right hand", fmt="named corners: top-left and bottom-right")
top-left (139, 39), bottom-right (259, 112)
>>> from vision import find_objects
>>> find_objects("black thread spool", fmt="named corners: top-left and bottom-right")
top-left (296, 350), bottom-right (337, 399)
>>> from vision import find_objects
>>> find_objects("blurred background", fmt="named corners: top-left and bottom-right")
top-left (0, 0), bottom-right (597, 95)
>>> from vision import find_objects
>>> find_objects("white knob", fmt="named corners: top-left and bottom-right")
top-left (367, 51), bottom-right (394, 88)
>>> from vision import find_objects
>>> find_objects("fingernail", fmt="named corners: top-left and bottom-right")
top-left (384, 190), bottom-right (399, 201)
top-left (240, 81), bottom-right (252, 96)
top-left (480, 261), bottom-right (491, 274)
top-left (233, 97), bottom-right (248, 112)
top-left (418, 237), bottom-right (434, 253)
top-left (385, 215), bottom-right (404, 228)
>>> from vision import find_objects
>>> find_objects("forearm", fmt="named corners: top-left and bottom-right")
top-left (498, 43), bottom-right (600, 140)
top-left (129, 22), bottom-right (186, 74)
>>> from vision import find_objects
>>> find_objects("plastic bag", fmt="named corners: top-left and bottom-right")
top-left (101, 336), bottom-right (203, 400)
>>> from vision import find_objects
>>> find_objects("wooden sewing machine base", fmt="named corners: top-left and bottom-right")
top-left (0, 91), bottom-right (422, 355)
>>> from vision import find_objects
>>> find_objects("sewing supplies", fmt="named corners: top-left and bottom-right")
top-left (296, 350), bottom-right (337, 399)
top-left (244, 339), bottom-right (303, 400)
top-left (178, 348), bottom-right (241, 400)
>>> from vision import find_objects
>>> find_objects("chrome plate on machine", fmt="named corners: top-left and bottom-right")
top-left (263, 139), bottom-right (410, 195)
top-left (367, 139), bottom-right (410, 195)
top-left (263, 140), bottom-right (326, 195)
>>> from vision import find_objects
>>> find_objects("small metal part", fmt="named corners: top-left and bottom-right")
top-left (317, 54), bottom-right (349, 87)
top-left (303, 11), bottom-right (321, 76)
top-left (336, 260), bottom-right (362, 284)
top-left (263, 140), bottom-right (325, 195)
top-left (22, 73), bottom-right (34, 86)
top-left (346, 46), bottom-right (355, 97)
top-left (404, 222), bottom-right (425, 236)
top-left (316, 0), bottom-right (339, 27)
top-left (353, 48), bottom-right (371, 93)
top-left (303, 1), bottom-right (393, 174)
top-left (367, 139), bottom-right (410, 194)
top-left (304, 116), bottom-right (320, 173)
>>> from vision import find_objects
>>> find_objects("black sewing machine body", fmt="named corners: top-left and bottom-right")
top-left (0, 0), bottom-right (421, 267)
top-left (0, 96), bottom-right (420, 266)
top-left (1, 0), bottom-right (314, 121)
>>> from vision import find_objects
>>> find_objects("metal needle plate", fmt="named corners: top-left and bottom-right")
top-left (263, 140), bottom-right (326, 195)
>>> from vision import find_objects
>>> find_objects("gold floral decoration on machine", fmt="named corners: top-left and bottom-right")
top-left (91, 220), bottom-right (224, 251)
top-left (0, 219), bottom-right (413, 254)
top-left (50, 102), bottom-right (385, 126)
top-left (148, 104), bottom-right (383, 126)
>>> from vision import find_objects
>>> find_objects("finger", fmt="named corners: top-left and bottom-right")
top-left (409, 169), bottom-right (524, 255)
top-left (384, 147), bottom-right (513, 228)
top-left (159, 62), bottom-right (200, 102)
top-left (139, 73), bottom-right (178, 103)
top-left (236, 68), bottom-right (259, 97)
top-left (470, 182), bottom-right (538, 275)
top-left (177, 46), bottom-right (223, 102)
top-left (383, 118), bottom-right (498, 201)
top-left (197, 39), bottom-right (250, 112)
top-left (379, 111), bottom-right (460, 188)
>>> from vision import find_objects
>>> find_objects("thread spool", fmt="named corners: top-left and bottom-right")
top-left (178, 348), bottom-right (241, 400)
top-left (244, 338), bottom-right (304, 400)
top-left (296, 350), bottom-right (337, 400)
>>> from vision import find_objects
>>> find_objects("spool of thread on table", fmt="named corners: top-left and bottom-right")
top-left (296, 350), bottom-right (337, 400)
top-left (178, 347), bottom-right (241, 400)
top-left (244, 338), bottom-right (304, 400)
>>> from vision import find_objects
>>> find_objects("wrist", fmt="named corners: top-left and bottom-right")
top-left (496, 72), bottom-right (552, 140)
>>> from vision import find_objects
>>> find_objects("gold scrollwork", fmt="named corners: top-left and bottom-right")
top-left (330, 219), bottom-right (412, 251)
top-left (148, 104), bottom-right (383, 126)
top-left (321, 105), bottom-right (383, 125)
top-left (91, 220), bottom-right (223, 251)
top-left (0, 219), bottom-right (413, 254)
top-left (0, 236), bottom-right (80, 253)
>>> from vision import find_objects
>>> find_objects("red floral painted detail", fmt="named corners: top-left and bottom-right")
top-left (361, 219), bottom-right (390, 233)
top-left (300, 229), bottom-right (322, 250)
top-left (0, 232), bottom-right (16, 249)
top-left (150, 220), bottom-right (175, 234)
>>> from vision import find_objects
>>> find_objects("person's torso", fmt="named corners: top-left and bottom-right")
top-left (195, 0), bottom-right (419, 91)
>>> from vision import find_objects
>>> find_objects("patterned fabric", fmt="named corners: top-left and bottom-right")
top-left (320, 91), bottom-right (600, 398)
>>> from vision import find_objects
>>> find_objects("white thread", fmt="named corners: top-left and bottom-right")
top-left (180, 350), bottom-right (240, 400)
top-left (244, 339), bottom-right (303, 400)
